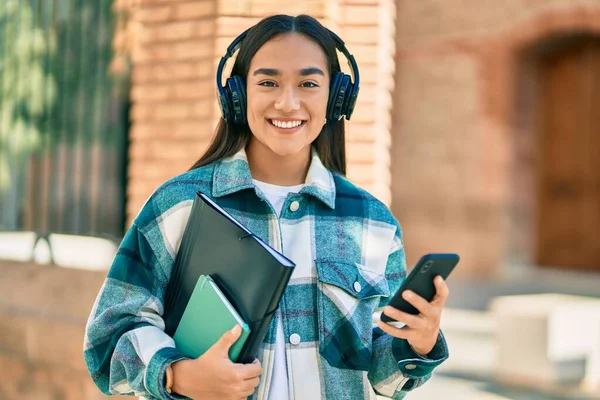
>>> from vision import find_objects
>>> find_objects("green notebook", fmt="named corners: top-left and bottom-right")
top-left (173, 275), bottom-right (250, 361)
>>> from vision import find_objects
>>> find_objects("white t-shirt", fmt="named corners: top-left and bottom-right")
top-left (253, 179), bottom-right (304, 400)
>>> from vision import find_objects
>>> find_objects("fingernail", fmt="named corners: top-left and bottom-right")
top-left (231, 325), bottom-right (240, 334)
top-left (404, 291), bottom-right (413, 298)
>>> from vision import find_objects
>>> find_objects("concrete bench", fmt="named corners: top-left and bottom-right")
top-left (490, 293), bottom-right (600, 390)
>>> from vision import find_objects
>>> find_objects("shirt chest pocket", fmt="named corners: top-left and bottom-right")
top-left (315, 260), bottom-right (390, 371)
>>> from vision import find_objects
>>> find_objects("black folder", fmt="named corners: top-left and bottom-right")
top-left (164, 192), bottom-right (295, 364)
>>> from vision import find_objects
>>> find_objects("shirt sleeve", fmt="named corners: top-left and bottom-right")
top-left (367, 223), bottom-right (449, 399)
top-left (83, 219), bottom-right (191, 399)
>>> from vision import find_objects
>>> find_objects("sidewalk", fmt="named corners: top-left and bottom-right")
top-left (403, 374), bottom-right (511, 400)
top-left (407, 372), bottom-right (600, 400)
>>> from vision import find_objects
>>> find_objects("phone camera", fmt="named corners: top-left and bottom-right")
top-left (421, 260), bottom-right (434, 273)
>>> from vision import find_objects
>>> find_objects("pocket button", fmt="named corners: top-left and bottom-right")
top-left (353, 281), bottom-right (362, 293)
top-left (290, 333), bottom-right (301, 345)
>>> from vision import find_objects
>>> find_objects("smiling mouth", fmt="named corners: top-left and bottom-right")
top-left (268, 119), bottom-right (307, 129)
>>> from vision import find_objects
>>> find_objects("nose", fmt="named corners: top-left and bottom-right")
top-left (274, 85), bottom-right (300, 112)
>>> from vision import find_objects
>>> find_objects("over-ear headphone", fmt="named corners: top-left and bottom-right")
top-left (216, 27), bottom-right (360, 125)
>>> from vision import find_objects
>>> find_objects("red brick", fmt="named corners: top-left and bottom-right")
top-left (132, 44), bottom-right (171, 64)
top-left (352, 64), bottom-right (380, 84)
top-left (214, 36), bottom-right (240, 56)
top-left (343, 5), bottom-right (379, 25)
top-left (130, 139), bottom-right (207, 161)
top-left (346, 121), bottom-right (375, 142)
top-left (133, 61), bottom-right (214, 84)
top-left (346, 142), bottom-right (375, 164)
top-left (346, 162), bottom-right (375, 184)
top-left (342, 0), bottom-right (381, 4)
top-left (248, 0), bottom-right (325, 17)
top-left (130, 121), bottom-right (214, 140)
top-left (350, 43), bottom-right (379, 64)
top-left (172, 39), bottom-right (215, 60)
top-left (131, 100), bottom-right (213, 121)
top-left (132, 103), bottom-right (186, 121)
top-left (174, 80), bottom-right (214, 100)
top-left (141, 21), bottom-right (215, 43)
top-left (216, 16), bottom-right (261, 37)
top-left (189, 100), bottom-right (213, 118)
top-left (112, 0), bottom-right (130, 12)
top-left (342, 25), bottom-right (379, 44)
top-left (140, 0), bottom-right (186, 4)
top-left (350, 102), bottom-right (377, 123)
top-left (128, 178), bottom-right (156, 200)
top-left (136, 5), bottom-right (173, 23)
top-left (129, 159), bottom-right (193, 180)
top-left (174, 1), bottom-right (216, 19)
top-left (353, 82), bottom-right (377, 103)
top-left (131, 83), bottom-right (174, 102)
top-left (131, 79), bottom-right (213, 103)
top-left (133, 39), bottom-right (214, 64)
top-left (128, 177), bottom-right (170, 199)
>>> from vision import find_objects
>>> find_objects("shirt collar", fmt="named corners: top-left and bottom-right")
top-left (212, 147), bottom-right (336, 209)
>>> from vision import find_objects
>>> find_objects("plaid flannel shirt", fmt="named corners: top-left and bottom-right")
top-left (84, 148), bottom-right (449, 399)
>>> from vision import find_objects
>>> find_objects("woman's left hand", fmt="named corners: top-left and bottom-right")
top-left (376, 276), bottom-right (449, 356)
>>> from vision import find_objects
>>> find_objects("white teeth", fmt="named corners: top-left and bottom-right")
top-left (270, 119), bottom-right (303, 129)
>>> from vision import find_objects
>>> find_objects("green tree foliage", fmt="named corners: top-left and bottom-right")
top-left (0, 0), bottom-right (57, 191)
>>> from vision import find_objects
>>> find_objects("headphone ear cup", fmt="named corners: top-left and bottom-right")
top-left (327, 72), bottom-right (343, 121)
top-left (226, 75), bottom-right (247, 125)
top-left (327, 72), bottom-right (351, 121)
top-left (344, 84), bottom-right (359, 120)
top-left (218, 85), bottom-right (233, 122)
top-left (339, 75), bottom-right (353, 117)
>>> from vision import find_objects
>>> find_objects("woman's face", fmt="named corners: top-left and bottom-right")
top-left (245, 33), bottom-right (330, 159)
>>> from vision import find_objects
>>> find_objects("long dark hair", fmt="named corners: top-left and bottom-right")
top-left (189, 14), bottom-right (346, 175)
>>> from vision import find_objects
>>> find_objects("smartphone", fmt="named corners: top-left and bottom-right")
top-left (380, 253), bottom-right (459, 325)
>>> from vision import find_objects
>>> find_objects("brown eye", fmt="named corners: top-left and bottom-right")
top-left (301, 81), bottom-right (318, 88)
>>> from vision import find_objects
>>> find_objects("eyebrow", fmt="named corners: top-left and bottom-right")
top-left (252, 67), bottom-right (325, 77)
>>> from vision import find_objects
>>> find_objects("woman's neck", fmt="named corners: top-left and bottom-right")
top-left (246, 140), bottom-right (311, 186)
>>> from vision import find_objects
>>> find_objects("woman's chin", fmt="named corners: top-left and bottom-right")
top-left (264, 142), bottom-right (311, 158)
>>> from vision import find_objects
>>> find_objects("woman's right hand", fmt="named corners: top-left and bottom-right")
top-left (171, 325), bottom-right (262, 400)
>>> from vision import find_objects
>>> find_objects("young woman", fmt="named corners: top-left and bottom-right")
top-left (84, 14), bottom-right (449, 400)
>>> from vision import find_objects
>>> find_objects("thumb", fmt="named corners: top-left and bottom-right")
top-left (215, 324), bottom-right (241, 355)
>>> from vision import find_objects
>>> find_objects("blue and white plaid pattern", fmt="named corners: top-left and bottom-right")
top-left (83, 148), bottom-right (448, 399)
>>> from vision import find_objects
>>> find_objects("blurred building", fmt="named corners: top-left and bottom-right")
top-left (0, 0), bottom-right (599, 398)
top-left (120, 0), bottom-right (600, 277)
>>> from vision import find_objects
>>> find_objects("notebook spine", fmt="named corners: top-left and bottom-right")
top-left (165, 199), bottom-right (205, 335)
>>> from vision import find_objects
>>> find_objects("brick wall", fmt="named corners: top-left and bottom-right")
top-left (126, 0), bottom-right (218, 217)
top-left (125, 0), bottom-right (396, 221)
top-left (0, 261), bottom-right (126, 399)
top-left (391, 0), bottom-right (600, 276)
